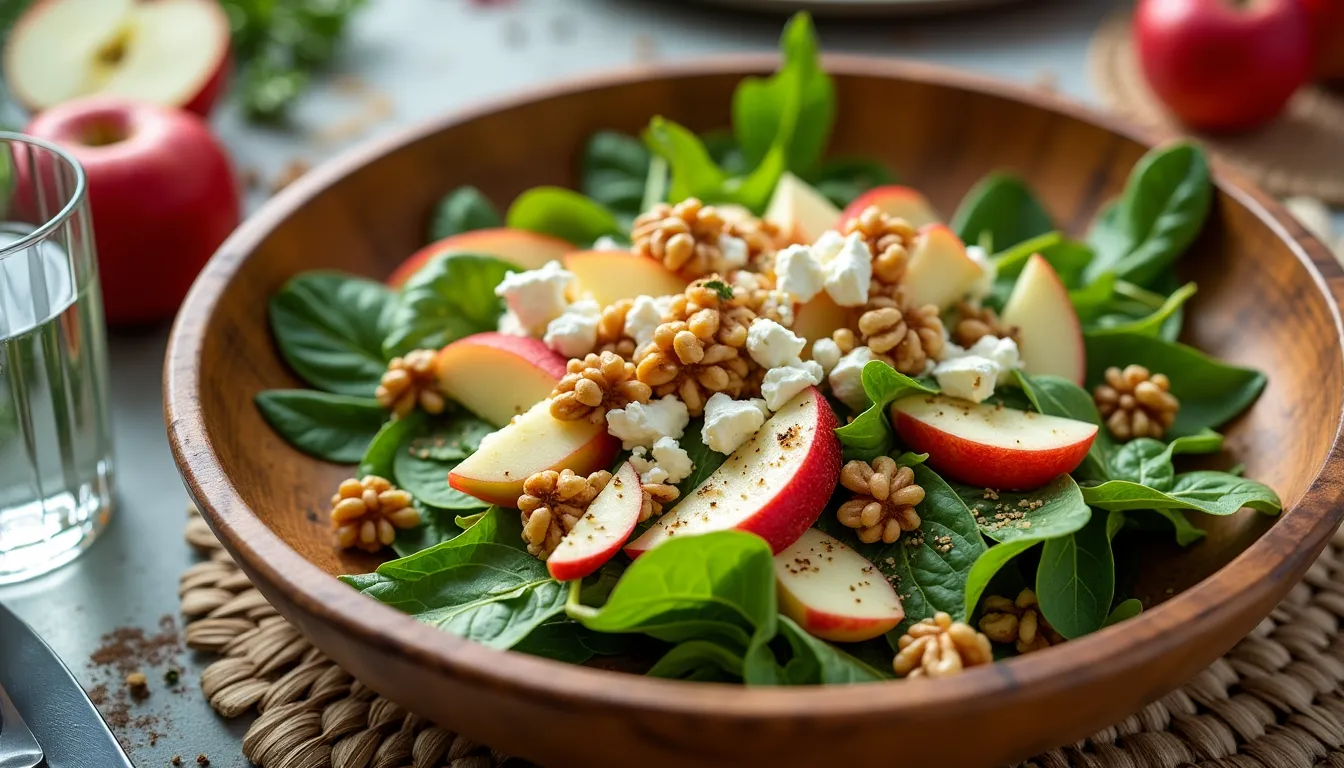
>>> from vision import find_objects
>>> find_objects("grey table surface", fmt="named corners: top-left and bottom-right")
top-left (0, 0), bottom-right (1334, 765)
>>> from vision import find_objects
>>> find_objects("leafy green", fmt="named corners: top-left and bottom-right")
top-left (951, 174), bottom-right (1054, 254)
top-left (732, 12), bottom-right (834, 175)
top-left (358, 412), bottom-right (425, 478)
top-left (665, 420), bottom-right (729, 510)
top-left (1108, 431), bottom-right (1223, 491)
top-left (505, 187), bottom-right (624, 245)
top-left (776, 617), bottom-right (888, 684)
top-left (393, 506), bottom-right (465, 558)
top-left (1011, 373), bottom-right (1114, 481)
top-left (806, 158), bottom-right (897, 208)
top-left (1036, 510), bottom-right (1118, 639)
top-left (1086, 282), bottom-right (1197, 339)
top-left (833, 362), bottom-right (938, 461)
top-left (254, 390), bottom-right (385, 463)
top-left (1142, 509), bottom-right (1207, 546)
top-left (1104, 598), bottom-right (1143, 627)
top-left (644, 117), bottom-right (787, 213)
top-left (1081, 472), bottom-right (1282, 516)
top-left (989, 233), bottom-right (1093, 309)
top-left (393, 415), bottom-right (494, 510)
top-left (648, 641), bottom-right (746, 681)
top-left (427, 186), bottom-right (501, 242)
top-left (455, 510), bottom-right (488, 530)
top-left (382, 253), bottom-right (516, 357)
top-left (580, 131), bottom-right (652, 227)
top-left (268, 272), bottom-right (395, 396)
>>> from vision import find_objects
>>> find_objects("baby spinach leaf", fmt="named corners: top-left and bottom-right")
top-left (454, 510), bottom-right (488, 530)
top-left (393, 415), bottom-right (493, 511)
top-left (1069, 273), bottom-right (1119, 323)
top-left (580, 131), bottom-right (652, 227)
top-left (376, 506), bottom-right (524, 579)
top-left (269, 271), bottom-right (396, 396)
top-left (255, 390), bottom-right (385, 463)
top-left (649, 641), bottom-right (746, 681)
top-left (1105, 598), bottom-right (1144, 627)
top-left (644, 117), bottom-right (788, 213)
top-left (666, 419), bottom-right (729, 510)
top-left (701, 130), bottom-right (748, 176)
top-left (990, 234), bottom-right (1093, 309)
top-left (777, 616), bottom-right (888, 684)
top-left (1086, 282), bottom-right (1196, 339)
top-left (1036, 509), bottom-right (1118, 639)
top-left (393, 506), bottom-right (465, 558)
top-left (951, 173), bottom-right (1054, 254)
top-left (359, 412), bottom-right (424, 479)
top-left (1081, 472), bottom-right (1281, 516)
top-left (991, 231), bottom-right (1063, 277)
top-left (505, 187), bottom-right (624, 245)
top-left (1108, 430), bottom-right (1223, 491)
top-left (834, 362), bottom-right (938, 461)
top-left (1139, 508), bottom-right (1207, 546)
top-left (427, 186), bottom-right (501, 243)
top-left (1083, 333), bottom-right (1267, 437)
top-left (1011, 373), bottom-right (1114, 481)
top-left (382, 253), bottom-right (516, 358)
top-left (512, 620), bottom-right (596, 664)
top-left (806, 157), bottom-right (898, 208)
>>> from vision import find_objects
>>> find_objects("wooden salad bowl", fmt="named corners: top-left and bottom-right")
top-left (164, 56), bottom-right (1344, 767)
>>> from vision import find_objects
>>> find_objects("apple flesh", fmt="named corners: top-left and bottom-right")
top-left (562, 250), bottom-right (688, 307)
top-left (449, 400), bottom-right (620, 507)
top-left (901, 224), bottom-right (986, 310)
top-left (776, 528), bottom-right (905, 643)
top-left (387, 228), bottom-right (573, 288)
top-left (434, 332), bottom-right (568, 428)
top-left (6, 0), bottom-right (231, 117)
top-left (1000, 254), bottom-right (1086, 385)
top-left (548, 461), bottom-right (644, 581)
top-left (891, 395), bottom-right (1098, 490)
top-left (840, 185), bottom-right (940, 229)
top-left (791, 292), bottom-right (851, 350)
top-left (764, 173), bottom-right (841, 246)
top-left (625, 387), bottom-right (841, 557)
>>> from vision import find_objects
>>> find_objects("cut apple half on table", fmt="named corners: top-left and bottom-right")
top-left (5, 0), bottom-right (232, 117)
top-left (387, 228), bottom-right (573, 288)
top-left (563, 250), bottom-right (688, 307)
top-left (1000, 253), bottom-right (1087, 385)
top-left (839, 185), bottom-right (940, 228)
top-left (625, 387), bottom-right (841, 557)
top-left (434, 332), bottom-right (568, 427)
top-left (548, 461), bottom-right (643, 582)
top-left (776, 528), bottom-right (905, 643)
top-left (891, 395), bottom-right (1098, 490)
top-left (764, 172), bottom-right (841, 246)
top-left (902, 224), bottom-right (985, 310)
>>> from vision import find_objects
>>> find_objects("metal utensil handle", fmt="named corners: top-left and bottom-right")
top-left (0, 680), bottom-right (44, 768)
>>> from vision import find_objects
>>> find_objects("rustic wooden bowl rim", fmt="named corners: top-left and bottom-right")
top-left (165, 54), bottom-right (1344, 719)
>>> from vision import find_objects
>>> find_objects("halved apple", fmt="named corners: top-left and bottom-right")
top-left (548, 461), bottom-right (643, 581)
top-left (562, 250), bottom-right (687, 307)
top-left (890, 395), bottom-right (1097, 490)
top-left (776, 528), bottom-right (905, 643)
top-left (764, 173), bottom-right (841, 246)
top-left (792, 293), bottom-right (851, 351)
top-left (434, 332), bottom-right (568, 427)
top-left (839, 185), bottom-right (940, 229)
top-left (449, 400), bottom-right (620, 507)
top-left (6, 0), bottom-right (232, 116)
top-left (1000, 254), bottom-right (1086, 385)
top-left (902, 224), bottom-right (986, 310)
top-left (387, 228), bottom-right (573, 288)
top-left (625, 387), bottom-right (841, 557)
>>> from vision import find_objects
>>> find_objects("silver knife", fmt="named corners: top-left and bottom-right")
top-left (0, 601), bottom-right (133, 767)
top-left (0, 679), bottom-right (44, 768)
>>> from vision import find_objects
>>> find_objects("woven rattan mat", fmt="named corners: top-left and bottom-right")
top-left (1090, 12), bottom-right (1344, 205)
top-left (181, 511), bottom-right (1344, 768)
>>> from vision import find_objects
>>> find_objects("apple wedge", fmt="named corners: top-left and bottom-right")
top-left (387, 228), bottom-right (573, 288)
top-left (563, 250), bottom-right (687, 307)
top-left (1000, 254), bottom-right (1086, 385)
top-left (902, 224), bottom-right (986, 310)
top-left (449, 400), bottom-right (620, 507)
top-left (764, 173), bottom-right (841, 246)
top-left (548, 461), bottom-right (643, 581)
top-left (840, 185), bottom-right (940, 229)
top-left (890, 395), bottom-right (1097, 490)
top-left (434, 332), bottom-right (568, 427)
top-left (792, 292), bottom-right (852, 350)
top-left (776, 528), bottom-right (905, 643)
top-left (6, 0), bottom-right (232, 116)
top-left (625, 387), bottom-right (841, 557)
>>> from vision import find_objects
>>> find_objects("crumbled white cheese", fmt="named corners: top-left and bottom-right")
top-left (701, 393), bottom-right (770, 455)
top-left (717, 233), bottom-right (749, 271)
top-left (811, 338), bottom-right (842, 376)
top-left (496, 309), bottom-right (528, 337)
top-left (932, 356), bottom-right (998, 403)
top-left (966, 245), bottom-right (997, 301)
top-left (605, 395), bottom-right (690, 450)
top-left (829, 346), bottom-right (877, 411)
top-left (939, 334), bottom-right (1021, 385)
top-left (822, 232), bottom-right (873, 307)
top-left (730, 269), bottom-right (763, 294)
top-left (761, 360), bottom-right (824, 412)
top-left (493, 260), bottom-right (573, 336)
top-left (763, 291), bottom-right (795, 327)
top-left (629, 436), bottom-right (695, 485)
top-left (543, 299), bottom-right (600, 358)
top-left (592, 235), bottom-right (626, 251)
top-left (746, 318), bottom-right (806, 370)
top-left (775, 243), bottom-right (826, 303)
top-left (623, 294), bottom-right (666, 348)
top-left (811, 229), bottom-right (847, 260)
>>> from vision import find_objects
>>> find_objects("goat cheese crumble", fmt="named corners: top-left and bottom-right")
top-left (629, 436), bottom-right (694, 485)
top-left (605, 395), bottom-right (690, 450)
top-left (493, 260), bottom-right (573, 336)
top-left (543, 299), bottom-right (600, 358)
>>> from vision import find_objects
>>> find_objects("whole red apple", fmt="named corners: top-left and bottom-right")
top-left (1135, 0), bottom-right (1313, 131)
top-left (22, 97), bottom-right (240, 325)
top-left (1299, 0), bottom-right (1344, 78)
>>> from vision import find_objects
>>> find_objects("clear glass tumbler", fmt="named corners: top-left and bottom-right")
top-left (0, 132), bottom-right (115, 584)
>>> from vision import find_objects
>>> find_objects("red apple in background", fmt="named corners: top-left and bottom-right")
top-left (1134, 0), bottom-right (1313, 131)
top-left (5, 0), bottom-right (231, 117)
top-left (23, 98), bottom-right (239, 325)
top-left (1300, 0), bottom-right (1344, 78)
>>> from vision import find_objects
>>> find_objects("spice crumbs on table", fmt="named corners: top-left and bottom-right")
top-left (196, 755), bottom-right (210, 766)
top-left (171, 757), bottom-right (182, 767)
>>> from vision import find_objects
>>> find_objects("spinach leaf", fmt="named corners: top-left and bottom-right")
top-left (1081, 472), bottom-right (1281, 516)
top-left (1035, 509), bottom-right (1118, 639)
top-left (269, 272), bottom-right (396, 396)
top-left (665, 419), bottom-right (729, 510)
top-left (505, 187), bottom-right (624, 246)
top-left (1108, 430), bottom-right (1223, 491)
top-left (393, 415), bottom-right (494, 511)
top-left (382, 253), bottom-right (516, 358)
top-left (806, 157), bottom-right (898, 208)
top-left (455, 510), bottom-right (488, 530)
top-left (990, 233), bottom-right (1093, 309)
top-left (359, 411), bottom-right (424, 478)
top-left (1069, 273), bottom-right (1119, 323)
top-left (777, 616), bottom-right (889, 684)
top-left (951, 174), bottom-right (1054, 254)
top-left (648, 641), bottom-right (746, 681)
top-left (1083, 333), bottom-right (1266, 437)
top-left (255, 390), bottom-right (385, 463)
top-left (373, 507), bottom-right (523, 580)
top-left (834, 362), bottom-right (938, 461)
top-left (701, 130), bottom-right (748, 175)
top-left (513, 620), bottom-right (596, 664)
top-left (644, 117), bottom-right (788, 213)
top-left (427, 186), bottom-right (501, 243)
top-left (1104, 598), bottom-right (1143, 627)
top-left (1140, 508), bottom-right (1207, 546)
top-left (580, 131), bottom-right (652, 227)
top-left (1011, 373), bottom-right (1114, 481)
top-left (1087, 282), bottom-right (1196, 339)
top-left (393, 506), bottom-right (465, 558)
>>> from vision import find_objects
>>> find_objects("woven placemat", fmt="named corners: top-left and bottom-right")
top-left (1090, 12), bottom-right (1344, 205)
top-left (181, 510), bottom-right (1344, 768)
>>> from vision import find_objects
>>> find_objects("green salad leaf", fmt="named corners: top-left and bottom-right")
top-left (382, 253), bottom-right (517, 357)
top-left (505, 187), bottom-right (624, 245)
top-left (951, 173), bottom-right (1054, 254)
top-left (580, 131), bottom-right (653, 227)
top-left (1087, 282), bottom-right (1196, 339)
top-left (776, 616), bottom-right (889, 684)
top-left (269, 272), bottom-right (396, 396)
top-left (1107, 431), bottom-right (1223, 491)
top-left (427, 186), bottom-right (501, 242)
top-left (358, 411), bottom-right (426, 478)
top-left (648, 641), bottom-right (746, 681)
top-left (1081, 472), bottom-right (1282, 517)
top-left (1035, 509), bottom-right (1118, 639)
top-left (1104, 598), bottom-right (1144, 627)
top-left (834, 362), bottom-right (938, 461)
top-left (393, 414), bottom-right (494, 510)
top-left (1011, 373), bottom-right (1114, 481)
top-left (254, 390), bottom-right (385, 463)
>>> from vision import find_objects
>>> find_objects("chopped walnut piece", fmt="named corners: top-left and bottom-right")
top-left (728, 215), bottom-right (784, 273)
top-left (837, 456), bottom-right (925, 544)
top-left (892, 612), bottom-right (994, 678)
top-left (640, 482), bottom-right (680, 522)
top-left (595, 299), bottom-right (638, 359)
top-left (978, 589), bottom-right (1065, 654)
top-left (832, 327), bottom-right (858, 354)
top-left (856, 292), bottom-right (945, 376)
top-left (550, 351), bottom-right (652, 423)
top-left (519, 469), bottom-right (612, 558)
top-left (632, 198), bottom-right (737, 280)
top-left (1094, 364), bottom-right (1180, 441)
top-left (375, 349), bottom-right (446, 419)
top-left (952, 301), bottom-right (1018, 348)
top-left (841, 206), bottom-right (918, 289)
top-left (330, 475), bottom-right (421, 553)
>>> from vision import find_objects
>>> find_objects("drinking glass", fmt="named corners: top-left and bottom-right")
top-left (0, 132), bottom-right (115, 584)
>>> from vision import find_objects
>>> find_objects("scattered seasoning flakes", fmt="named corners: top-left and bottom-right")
top-left (933, 534), bottom-right (954, 554)
top-left (983, 488), bottom-right (999, 500)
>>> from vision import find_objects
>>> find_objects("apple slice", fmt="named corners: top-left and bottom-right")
top-left (776, 528), bottom-right (905, 643)
top-left (387, 228), bottom-right (573, 288)
top-left (764, 173), bottom-right (841, 246)
top-left (434, 332), bottom-right (568, 427)
top-left (791, 292), bottom-right (852, 351)
top-left (890, 395), bottom-right (1098, 490)
top-left (6, 0), bottom-right (231, 117)
top-left (902, 224), bottom-right (986, 310)
top-left (625, 387), bottom-right (841, 557)
top-left (839, 186), bottom-right (940, 229)
top-left (548, 461), bottom-right (643, 581)
top-left (1000, 254), bottom-right (1086, 385)
top-left (449, 400), bottom-right (620, 507)
top-left (562, 250), bottom-right (688, 307)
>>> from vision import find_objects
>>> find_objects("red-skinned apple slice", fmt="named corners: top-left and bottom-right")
top-left (839, 185), bottom-right (940, 228)
top-left (776, 528), bottom-right (905, 643)
top-left (449, 400), bottom-right (620, 507)
top-left (902, 224), bottom-right (986, 310)
top-left (625, 387), bottom-right (841, 557)
top-left (548, 461), bottom-right (643, 581)
top-left (434, 332), bottom-right (568, 427)
top-left (890, 395), bottom-right (1098, 490)
top-left (764, 173), bottom-right (841, 245)
top-left (386, 228), bottom-right (573, 288)
top-left (562, 250), bottom-right (687, 306)
top-left (1000, 253), bottom-right (1086, 385)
